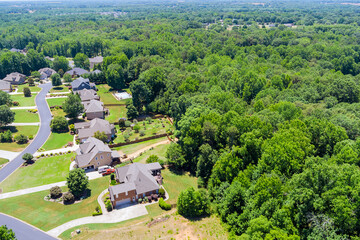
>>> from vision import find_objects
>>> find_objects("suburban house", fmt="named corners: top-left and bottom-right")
top-left (66, 68), bottom-right (89, 77)
top-left (89, 56), bottom-right (103, 69)
top-left (75, 137), bottom-right (120, 170)
top-left (84, 100), bottom-right (105, 120)
top-left (38, 68), bottom-right (56, 80)
top-left (0, 80), bottom-right (12, 92)
top-left (2, 72), bottom-right (26, 85)
top-left (71, 77), bottom-right (96, 91)
top-left (76, 89), bottom-right (99, 103)
top-left (108, 162), bottom-right (163, 207)
top-left (74, 118), bottom-right (115, 142)
top-left (90, 69), bottom-right (102, 75)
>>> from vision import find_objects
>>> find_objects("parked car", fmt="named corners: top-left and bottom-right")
top-left (98, 165), bottom-right (110, 173)
top-left (102, 168), bottom-right (115, 176)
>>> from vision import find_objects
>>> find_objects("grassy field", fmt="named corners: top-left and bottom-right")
top-left (105, 106), bottom-right (127, 123)
top-left (41, 132), bottom-right (73, 151)
top-left (97, 84), bottom-right (119, 105)
top-left (134, 144), bottom-right (170, 164)
top-left (17, 85), bottom-right (41, 92)
top-left (50, 85), bottom-right (70, 93)
top-left (0, 126), bottom-right (39, 152)
top-left (0, 177), bottom-right (109, 231)
top-left (113, 119), bottom-right (173, 144)
top-left (113, 137), bottom-right (169, 155)
top-left (47, 98), bottom-right (66, 107)
top-left (0, 153), bottom-right (75, 192)
top-left (13, 109), bottom-right (40, 123)
top-left (51, 108), bottom-right (67, 118)
top-left (11, 94), bottom-right (37, 107)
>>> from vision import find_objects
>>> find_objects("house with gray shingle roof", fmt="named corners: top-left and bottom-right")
top-left (2, 72), bottom-right (26, 85)
top-left (0, 80), bottom-right (12, 92)
top-left (71, 77), bottom-right (95, 91)
top-left (89, 56), bottom-right (103, 69)
top-left (109, 162), bottom-right (162, 207)
top-left (38, 68), bottom-right (56, 80)
top-left (75, 137), bottom-right (120, 170)
top-left (75, 89), bottom-right (99, 103)
top-left (84, 100), bottom-right (105, 120)
top-left (66, 68), bottom-right (89, 77)
top-left (74, 118), bottom-right (115, 142)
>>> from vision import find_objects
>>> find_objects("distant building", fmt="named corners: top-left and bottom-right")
top-left (0, 80), bottom-right (12, 93)
top-left (109, 162), bottom-right (162, 207)
top-left (38, 68), bottom-right (56, 80)
top-left (71, 77), bottom-right (95, 91)
top-left (66, 68), bottom-right (89, 77)
top-left (74, 118), bottom-right (115, 142)
top-left (2, 72), bottom-right (26, 85)
top-left (75, 137), bottom-right (120, 170)
top-left (89, 56), bottom-right (103, 69)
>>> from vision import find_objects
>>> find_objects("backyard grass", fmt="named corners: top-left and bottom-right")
top-left (0, 153), bottom-right (75, 192)
top-left (0, 177), bottom-right (109, 231)
top-left (41, 132), bottom-right (74, 151)
top-left (13, 109), bottom-right (40, 123)
top-left (47, 98), bottom-right (66, 107)
top-left (113, 119), bottom-right (173, 144)
top-left (113, 137), bottom-right (169, 155)
top-left (134, 144), bottom-right (170, 164)
top-left (17, 85), bottom-right (41, 92)
top-left (50, 85), bottom-right (70, 93)
top-left (97, 84), bottom-right (120, 105)
top-left (105, 105), bottom-right (127, 123)
top-left (10, 94), bottom-right (37, 107)
top-left (0, 126), bottom-right (39, 152)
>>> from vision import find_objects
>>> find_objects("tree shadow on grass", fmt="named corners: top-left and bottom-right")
top-left (52, 87), bottom-right (64, 91)
top-left (0, 126), bottom-right (18, 133)
top-left (168, 166), bottom-right (196, 177)
top-left (68, 118), bottom-right (85, 125)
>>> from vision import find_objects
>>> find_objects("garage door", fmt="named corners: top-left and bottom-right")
top-left (115, 198), bottom-right (131, 208)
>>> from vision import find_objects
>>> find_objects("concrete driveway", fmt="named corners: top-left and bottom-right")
top-left (0, 83), bottom-right (52, 182)
top-left (0, 150), bottom-right (19, 161)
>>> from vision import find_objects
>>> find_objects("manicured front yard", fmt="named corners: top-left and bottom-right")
top-left (0, 153), bottom-right (75, 193)
top-left (17, 85), bottom-right (41, 93)
top-left (13, 109), bottom-right (40, 123)
top-left (50, 85), bottom-right (70, 93)
top-left (105, 105), bottom-right (127, 123)
top-left (47, 98), bottom-right (66, 107)
top-left (0, 126), bottom-right (39, 152)
top-left (0, 177), bottom-right (109, 231)
top-left (41, 132), bottom-right (74, 151)
top-left (11, 94), bottom-right (37, 107)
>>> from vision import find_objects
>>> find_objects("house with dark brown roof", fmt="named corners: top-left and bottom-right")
top-left (2, 72), bottom-right (26, 85)
top-left (109, 162), bottom-right (162, 207)
top-left (74, 118), bottom-right (115, 142)
top-left (75, 137), bottom-right (120, 170)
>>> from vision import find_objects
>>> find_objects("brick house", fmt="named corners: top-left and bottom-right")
top-left (109, 162), bottom-right (163, 208)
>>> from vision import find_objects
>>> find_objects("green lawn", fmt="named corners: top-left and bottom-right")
top-left (105, 105), bottom-right (127, 123)
top-left (0, 126), bottom-right (39, 152)
top-left (0, 177), bottom-right (109, 231)
top-left (41, 132), bottom-right (74, 151)
top-left (50, 85), bottom-right (70, 93)
top-left (17, 85), bottom-right (41, 92)
top-left (113, 119), bottom-right (172, 144)
top-left (0, 153), bottom-right (75, 193)
top-left (134, 144), bottom-right (170, 164)
top-left (97, 84), bottom-right (120, 105)
top-left (47, 98), bottom-right (66, 107)
top-left (113, 137), bottom-right (169, 155)
top-left (0, 158), bottom-right (8, 169)
top-left (11, 94), bottom-right (37, 107)
top-left (13, 109), bottom-right (40, 123)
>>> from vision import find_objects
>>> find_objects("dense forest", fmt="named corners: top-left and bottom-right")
top-left (3, 0), bottom-right (360, 239)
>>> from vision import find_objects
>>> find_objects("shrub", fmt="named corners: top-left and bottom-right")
top-left (22, 153), bottom-right (34, 164)
top-left (133, 124), bottom-right (140, 133)
top-left (159, 188), bottom-right (165, 197)
top-left (138, 198), bottom-right (143, 203)
top-left (28, 135), bottom-right (33, 140)
top-left (139, 130), bottom-right (145, 137)
top-left (12, 101), bottom-right (19, 106)
top-left (0, 130), bottom-right (12, 143)
top-left (118, 118), bottom-right (126, 128)
top-left (144, 196), bottom-right (148, 203)
top-left (28, 78), bottom-right (35, 86)
top-left (159, 197), bottom-right (171, 210)
top-left (146, 117), bottom-right (152, 123)
top-left (51, 116), bottom-right (68, 132)
top-left (15, 134), bottom-right (28, 144)
top-left (177, 187), bottom-right (209, 218)
top-left (23, 87), bottom-right (31, 97)
top-left (146, 155), bottom-right (160, 164)
top-left (152, 194), bottom-right (158, 201)
top-left (92, 205), bottom-right (102, 216)
top-left (63, 192), bottom-right (75, 203)
top-left (106, 200), bottom-right (113, 212)
top-left (50, 186), bottom-right (62, 199)
top-left (124, 133), bottom-right (130, 142)
top-left (69, 124), bottom-right (75, 133)
top-left (125, 120), bottom-right (132, 127)
top-left (94, 131), bottom-right (108, 142)
top-left (110, 173), bottom-right (115, 181)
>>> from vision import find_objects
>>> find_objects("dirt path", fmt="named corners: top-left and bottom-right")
top-left (119, 139), bottom-right (171, 162)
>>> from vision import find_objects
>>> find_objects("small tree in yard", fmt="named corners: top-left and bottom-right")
top-left (63, 192), bottom-right (74, 204)
top-left (118, 118), bottom-right (126, 128)
top-left (23, 87), bottom-right (31, 97)
top-left (0, 225), bottom-right (16, 240)
top-left (14, 134), bottom-right (28, 144)
top-left (177, 187), bottom-right (209, 218)
top-left (133, 124), bottom-right (140, 133)
top-left (50, 186), bottom-right (62, 199)
top-left (22, 153), bottom-right (33, 164)
top-left (67, 168), bottom-right (89, 198)
top-left (94, 131), bottom-right (108, 142)
top-left (63, 73), bottom-right (72, 83)
top-left (51, 73), bottom-right (62, 86)
top-left (62, 94), bottom-right (84, 119)
top-left (51, 116), bottom-right (68, 132)
top-left (28, 77), bottom-right (35, 86)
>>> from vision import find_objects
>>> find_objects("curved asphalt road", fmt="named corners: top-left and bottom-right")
top-left (0, 83), bottom-right (56, 239)
top-left (0, 213), bottom-right (57, 240)
top-left (0, 83), bottom-right (52, 183)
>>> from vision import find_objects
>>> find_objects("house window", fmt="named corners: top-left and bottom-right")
top-left (95, 157), bottom-right (98, 160)
top-left (97, 162), bottom-right (100, 166)
top-left (107, 153), bottom-right (109, 157)
top-left (143, 193), bottom-right (145, 197)
top-left (100, 155), bottom-right (103, 159)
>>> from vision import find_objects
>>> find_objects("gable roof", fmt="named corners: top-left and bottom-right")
top-left (38, 68), bottom-right (56, 77)
top-left (66, 68), bottom-right (89, 76)
top-left (76, 89), bottom-right (99, 102)
top-left (71, 77), bottom-right (90, 89)
top-left (0, 80), bottom-right (11, 90)
top-left (111, 162), bottom-right (160, 196)
top-left (2, 72), bottom-right (26, 83)
top-left (75, 137), bottom-right (112, 168)
top-left (74, 118), bottom-right (114, 139)
top-left (85, 100), bottom-right (104, 113)
top-left (91, 69), bottom-right (102, 74)
top-left (89, 56), bottom-right (103, 64)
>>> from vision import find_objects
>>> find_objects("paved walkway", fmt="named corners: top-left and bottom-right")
top-left (0, 150), bottom-right (20, 161)
top-left (98, 189), bottom-right (108, 214)
top-left (9, 122), bottom-right (40, 126)
top-left (47, 204), bottom-right (148, 237)
top-left (10, 106), bottom-right (37, 110)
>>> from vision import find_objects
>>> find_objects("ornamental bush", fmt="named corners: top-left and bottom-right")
top-left (15, 134), bottom-right (28, 144)
top-left (50, 186), bottom-right (62, 199)
top-left (63, 192), bottom-right (74, 203)
top-left (159, 197), bottom-right (171, 210)
top-left (23, 87), bottom-right (31, 97)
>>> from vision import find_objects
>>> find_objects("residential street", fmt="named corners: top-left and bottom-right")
top-left (0, 213), bottom-right (56, 240)
top-left (0, 83), bottom-right (52, 183)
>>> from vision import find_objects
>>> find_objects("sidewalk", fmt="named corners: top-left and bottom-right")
top-left (10, 106), bottom-right (37, 110)
top-left (9, 123), bottom-right (40, 126)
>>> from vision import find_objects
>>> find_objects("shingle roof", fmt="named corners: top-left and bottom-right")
top-left (74, 118), bottom-right (114, 139)
top-left (38, 68), bottom-right (56, 77)
top-left (85, 100), bottom-right (104, 113)
top-left (76, 89), bottom-right (99, 102)
top-left (112, 163), bottom-right (160, 196)
top-left (75, 137), bottom-right (112, 168)
top-left (0, 80), bottom-right (11, 90)
top-left (66, 68), bottom-right (89, 76)
top-left (109, 182), bottom-right (136, 202)
top-left (89, 56), bottom-right (103, 63)
top-left (71, 77), bottom-right (90, 89)
top-left (2, 72), bottom-right (26, 83)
